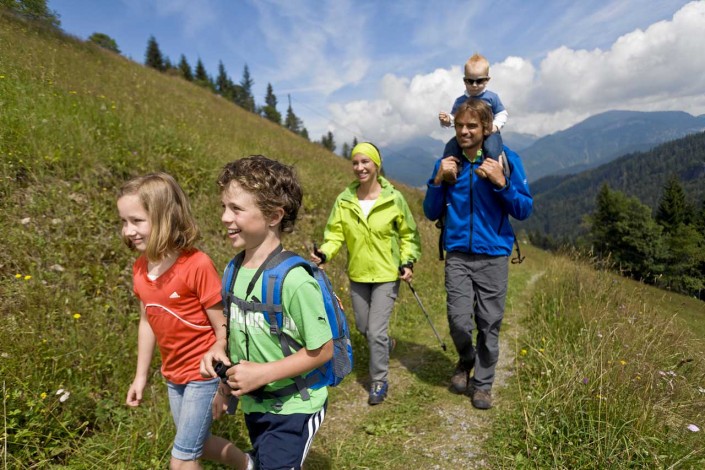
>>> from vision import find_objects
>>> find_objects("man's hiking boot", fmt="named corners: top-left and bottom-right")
top-left (368, 381), bottom-right (388, 405)
top-left (450, 361), bottom-right (472, 394)
top-left (471, 387), bottom-right (492, 410)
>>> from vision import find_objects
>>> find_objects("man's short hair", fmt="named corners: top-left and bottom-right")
top-left (454, 99), bottom-right (493, 134)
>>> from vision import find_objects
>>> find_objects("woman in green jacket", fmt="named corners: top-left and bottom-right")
top-left (311, 142), bottom-right (421, 405)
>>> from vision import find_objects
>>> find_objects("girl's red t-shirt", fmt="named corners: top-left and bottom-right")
top-left (132, 249), bottom-right (222, 384)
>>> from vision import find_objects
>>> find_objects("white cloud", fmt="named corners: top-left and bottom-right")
top-left (326, 1), bottom-right (705, 143)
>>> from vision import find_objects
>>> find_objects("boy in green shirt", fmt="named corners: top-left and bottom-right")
top-left (201, 155), bottom-right (333, 469)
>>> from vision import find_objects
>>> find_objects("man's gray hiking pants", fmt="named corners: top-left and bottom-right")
top-left (445, 252), bottom-right (508, 391)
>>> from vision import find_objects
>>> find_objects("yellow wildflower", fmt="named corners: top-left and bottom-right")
top-left (73, 313), bottom-right (81, 319)
top-left (520, 349), bottom-right (528, 356)
top-left (24, 275), bottom-right (31, 280)
top-left (15, 273), bottom-right (22, 278)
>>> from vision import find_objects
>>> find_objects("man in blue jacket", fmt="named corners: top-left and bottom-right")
top-left (423, 98), bottom-right (533, 409)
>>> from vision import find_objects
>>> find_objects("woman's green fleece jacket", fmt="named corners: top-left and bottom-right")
top-left (319, 176), bottom-right (421, 283)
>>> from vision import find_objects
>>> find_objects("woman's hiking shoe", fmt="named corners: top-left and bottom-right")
top-left (450, 361), bottom-right (472, 394)
top-left (471, 387), bottom-right (492, 410)
top-left (368, 381), bottom-right (388, 405)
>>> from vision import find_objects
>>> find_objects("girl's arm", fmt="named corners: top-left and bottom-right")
top-left (126, 302), bottom-right (156, 407)
top-left (224, 340), bottom-right (334, 396)
top-left (201, 302), bottom-right (231, 378)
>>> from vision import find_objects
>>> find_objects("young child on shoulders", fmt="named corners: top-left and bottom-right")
top-left (439, 52), bottom-right (507, 160)
top-left (200, 155), bottom-right (333, 470)
top-left (118, 172), bottom-right (250, 470)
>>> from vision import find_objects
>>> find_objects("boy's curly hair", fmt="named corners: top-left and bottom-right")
top-left (217, 155), bottom-right (302, 234)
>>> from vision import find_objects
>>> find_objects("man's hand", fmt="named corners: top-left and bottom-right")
top-left (434, 156), bottom-right (460, 185)
top-left (475, 158), bottom-right (506, 188)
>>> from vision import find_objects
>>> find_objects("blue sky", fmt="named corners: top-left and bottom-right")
top-left (49, 0), bottom-right (705, 147)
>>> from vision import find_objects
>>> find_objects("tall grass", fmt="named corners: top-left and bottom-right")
top-left (491, 254), bottom-right (705, 468)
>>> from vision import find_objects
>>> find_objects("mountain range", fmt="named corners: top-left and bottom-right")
top-left (382, 110), bottom-right (705, 188)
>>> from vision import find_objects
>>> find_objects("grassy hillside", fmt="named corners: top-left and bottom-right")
top-left (2, 11), bottom-right (704, 469)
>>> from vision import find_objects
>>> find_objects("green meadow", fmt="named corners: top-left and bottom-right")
top-left (1, 11), bottom-right (704, 469)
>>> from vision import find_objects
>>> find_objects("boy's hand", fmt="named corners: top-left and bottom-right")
top-left (200, 340), bottom-right (230, 378)
top-left (225, 360), bottom-right (272, 396)
top-left (439, 112), bottom-right (451, 127)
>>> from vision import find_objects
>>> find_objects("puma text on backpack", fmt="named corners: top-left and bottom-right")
top-left (222, 245), bottom-right (353, 401)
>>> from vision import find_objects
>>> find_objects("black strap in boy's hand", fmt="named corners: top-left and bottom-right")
top-left (312, 241), bottom-right (326, 264)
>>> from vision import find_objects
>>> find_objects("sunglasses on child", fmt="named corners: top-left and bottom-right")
top-left (463, 77), bottom-right (489, 86)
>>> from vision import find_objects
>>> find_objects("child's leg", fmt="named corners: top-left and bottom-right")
top-left (166, 378), bottom-right (220, 468)
top-left (202, 435), bottom-right (250, 470)
top-left (442, 136), bottom-right (461, 159)
top-left (482, 132), bottom-right (504, 160)
top-left (245, 404), bottom-right (327, 470)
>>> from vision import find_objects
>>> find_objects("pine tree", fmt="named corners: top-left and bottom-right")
top-left (655, 175), bottom-right (693, 233)
top-left (88, 32), bottom-right (120, 53)
top-left (145, 36), bottom-right (165, 71)
top-left (589, 184), bottom-right (665, 281)
top-left (284, 96), bottom-right (304, 134)
top-left (261, 83), bottom-right (281, 125)
top-left (194, 58), bottom-right (213, 90)
top-left (352, 137), bottom-right (359, 148)
top-left (660, 224), bottom-right (705, 296)
top-left (299, 127), bottom-right (309, 141)
top-left (341, 142), bottom-right (350, 159)
top-left (178, 55), bottom-right (193, 81)
top-left (215, 61), bottom-right (235, 99)
top-left (320, 131), bottom-right (336, 152)
top-left (236, 64), bottom-right (256, 112)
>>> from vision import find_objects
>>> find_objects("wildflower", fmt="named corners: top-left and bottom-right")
top-left (619, 360), bottom-right (627, 366)
top-left (582, 377), bottom-right (589, 385)
top-left (541, 337), bottom-right (546, 344)
top-left (24, 275), bottom-right (31, 281)
top-left (56, 389), bottom-right (70, 402)
top-left (520, 349), bottom-right (527, 356)
top-left (40, 392), bottom-right (47, 399)
top-left (596, 394), bottom-right (606, 400)
top-left (0, 75), bottom-right (5, 79)
top-left (73, 313), bottom-right (81, 319)
top-left (687, 424), bottom-right (700, 432)
top-left (539, 348), bottom-right (544, 353)
top-left (15, 273), bottom-right (21, 278)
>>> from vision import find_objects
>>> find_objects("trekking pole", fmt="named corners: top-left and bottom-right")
top-left (407, 282), bottom-right (447, 351)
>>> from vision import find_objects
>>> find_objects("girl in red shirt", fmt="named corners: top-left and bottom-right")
top-left (118, 172), bottom-right (251, 470)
